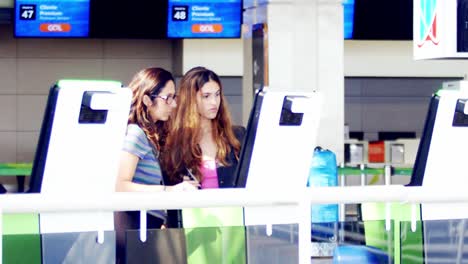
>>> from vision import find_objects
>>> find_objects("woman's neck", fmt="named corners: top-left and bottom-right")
top-left (199, 118), bottom-right (217, 161)
top-left (200, 118), bottom-right (212, 135)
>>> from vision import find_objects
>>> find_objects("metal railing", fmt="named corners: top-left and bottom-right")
top-left (2, 184), bottom-right (468, 263)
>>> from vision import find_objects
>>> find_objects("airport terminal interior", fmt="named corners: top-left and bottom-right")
top-left (0, 0), bottom-right (468, 263)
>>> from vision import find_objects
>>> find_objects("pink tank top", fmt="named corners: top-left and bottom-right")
top-left (200, 160), bottom-right (219, 189)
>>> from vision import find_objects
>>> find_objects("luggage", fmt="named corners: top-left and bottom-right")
top-left (308, 147), bottom-right (339, 247)
top-left (308, 146), bottom-right (339, 224)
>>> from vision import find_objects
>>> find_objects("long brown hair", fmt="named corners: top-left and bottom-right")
top-left (162, 66), bottom-right (240, 183)
top-left (127, 67), bottom-right (174, 151)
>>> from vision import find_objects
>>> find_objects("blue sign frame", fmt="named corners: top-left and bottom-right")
top-left (343, 0), bottom-right (355, 39)
top-left (167, 0), bottom-right (242, 38)
top-left (15, 0), bottom-right (90, 38)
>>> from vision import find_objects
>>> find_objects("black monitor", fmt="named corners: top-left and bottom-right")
top-left (28, 86), bottom-right (59, 193)
top-left (352, 0), bottom-right (413, 40)
top-left (89, 0), bottom-right (168, 39)
top-left (407, 95), bottom-right (439, 186)
top-left (349, 131), bottom-right (364, 140)
top-left (233, 89), bottom-right (266, 188)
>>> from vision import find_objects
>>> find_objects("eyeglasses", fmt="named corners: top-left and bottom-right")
top-left (151, 94), bottom-right (177, 105)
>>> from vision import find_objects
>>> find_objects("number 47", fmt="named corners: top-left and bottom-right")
top-left (21, 10), bottom-right (34, 19)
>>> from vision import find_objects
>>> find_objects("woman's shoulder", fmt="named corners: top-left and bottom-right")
top-left (123, 124), bottom-right (153, 157)
top-left (125, 124), bottom-right (150, 146)
top-left (127, 124), bottom-right (146, 136)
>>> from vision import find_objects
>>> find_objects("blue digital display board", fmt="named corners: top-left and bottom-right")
top-left (167, 0), bottom-right (242, 38)
top-left (343, 0), bottom-right (354, 39)
top-left (15, 0), bottom-right (90, 37)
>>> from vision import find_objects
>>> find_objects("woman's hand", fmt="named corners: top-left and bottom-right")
top-left (167, 181), bottom-right (199, 191)
top-left (182, 176), bottom-right (201, 189)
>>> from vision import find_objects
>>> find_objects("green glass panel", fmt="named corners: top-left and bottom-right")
top-left (400, 221), bottom-right (424, 264)
top-left (361, 203), bottom-right (421, 264)
top-left (185, 226), bottom-right (246, 264)
top-left (3, 214), bottom-right (41, 264)
top-left (3, 234), bottom-right (41, 264)
top-left (3, 213), bottom-right (39, 235)
top-left (182, 207), bottom-right (246, 264)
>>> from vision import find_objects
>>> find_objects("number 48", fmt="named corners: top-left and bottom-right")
top-left (174, 11), bottom-right (186, 20)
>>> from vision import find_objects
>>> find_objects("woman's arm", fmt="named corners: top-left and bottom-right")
top-left (116, 151), bottom-right (166, 192)
top-left (116, 151), bottom-right (197, 192)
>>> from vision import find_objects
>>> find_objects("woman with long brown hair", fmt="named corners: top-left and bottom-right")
top-left (115, 67), bottom-right (197, 263)
top-left (162, 66), bottom-right (244, 188)
top-left (116, 67), bottom-right (197, 193)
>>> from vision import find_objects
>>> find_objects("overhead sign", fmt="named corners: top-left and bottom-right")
top-left (167, 0), bottom-right (242, 38)
top-left (414, 0), bottom-right (468, 59)
top-left (417, 0), bottom-right (439, 47)
top-left (15, 0), bottom-right (90, 37)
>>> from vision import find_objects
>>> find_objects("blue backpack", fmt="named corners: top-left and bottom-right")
top-left (307, 146), bottom-right (338, 223)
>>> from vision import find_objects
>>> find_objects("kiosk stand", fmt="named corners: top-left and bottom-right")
top-left (29, 80), bottom-right (131, 263)
top-left (235, 88), bottom-right (322, 262)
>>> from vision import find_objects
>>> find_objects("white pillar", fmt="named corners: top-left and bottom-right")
top-left (242, 0), bottom-right (344, 162)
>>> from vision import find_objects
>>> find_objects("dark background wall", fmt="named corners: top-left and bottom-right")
top-left (345, 77), bottom-right (462, 140)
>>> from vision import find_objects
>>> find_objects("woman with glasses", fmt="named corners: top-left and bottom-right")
top-left (116, 67), bottom-right (197, 193)
top-left (115, 67), bottom-right (197, 263)
top-left (162, 66), bottom-right (244, 189)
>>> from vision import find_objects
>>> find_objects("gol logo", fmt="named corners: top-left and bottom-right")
top-left (418, 0), bottom-right (439, 47)
top-left (191, 24), bottom-right (223, 33)
top-left (39, 23), bottom-right (71, 33)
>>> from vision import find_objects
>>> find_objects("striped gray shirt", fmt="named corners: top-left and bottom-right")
top-left (123, 124), bottom-right (165, 220)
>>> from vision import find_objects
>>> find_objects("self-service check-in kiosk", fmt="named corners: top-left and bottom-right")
top-left (409, 81), bottom-right (468, 221)
top-left (332, 82), bottom-right (468, 262)
top-left (28, 80), bottom-right (131, 263)
top-left (239, 89), bottom-right (322, 223)
top-left (233, 88), bottom-right (322, 262)
top-left (403, 81), bottom-right (468, 263)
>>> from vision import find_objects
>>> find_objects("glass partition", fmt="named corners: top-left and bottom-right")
top-left (400, 218), bottom-right (468, 264)
top-left (246, 224), bottom-right (298, 263)
top-left (125, 225), bottom-right (293, 264)
top-left (126, 228), bottom-right (187, 264)
top-left (310, 221), bottom-right (393, 263)
top-left (41, 231), bottom-right (115, 263)
top-left (9, 209), bottom-right (468, 263)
